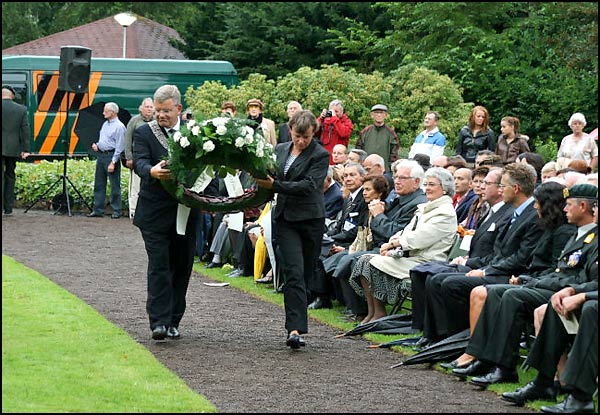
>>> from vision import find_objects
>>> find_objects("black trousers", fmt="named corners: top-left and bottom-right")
top-left (527, 298), bottom-right (598, 396)
top-left (140, 222), bottom-right (197, 330)
top-left (275, 217), bottom-right (324, 334)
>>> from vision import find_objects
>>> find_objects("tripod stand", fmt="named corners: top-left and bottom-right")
top-left (24, 91), bottom-right (92, 216)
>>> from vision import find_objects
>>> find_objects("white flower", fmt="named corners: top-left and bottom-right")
top-left (203, 140), bottom-right (215, 152)
top-left (191, 125), bottom-right (200, 136)
top-left (243, 126), bottom-right (254, 137)
top-left (245, 135), bottom-right (254, 144)
top-left (212, 117), bottom-right (228, 127)
top-left (187, 119), bottom-right (197, 128)
top-left (173, 131), bottom-right (182, 142)
top-left (256, 148), bottom-right (264, 157)
top-left (235, 137), bottom-right (245, 148)
top-left (216, 125), bottom-right (228, 135)
top-left (179, 136), bottom-right (191, 148)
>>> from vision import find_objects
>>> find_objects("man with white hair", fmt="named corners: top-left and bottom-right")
top-left (316, 99), bottom-right (353, 164)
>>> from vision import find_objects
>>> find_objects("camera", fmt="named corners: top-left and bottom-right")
top-left (325, 110), bottom-right (333, 118)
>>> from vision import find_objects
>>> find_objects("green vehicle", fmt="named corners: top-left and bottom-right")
top-left (2, 55), bottom-right (238, 160)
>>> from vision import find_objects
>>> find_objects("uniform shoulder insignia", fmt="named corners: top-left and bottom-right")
top-left (583, 233), bottom-right (595, 244)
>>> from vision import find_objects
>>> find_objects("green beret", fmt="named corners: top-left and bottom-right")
top-left (563, 184), bottom-right (598, 199)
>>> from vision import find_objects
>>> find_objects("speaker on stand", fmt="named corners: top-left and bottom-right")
top-left (24, 46), bottom-right (93, 216)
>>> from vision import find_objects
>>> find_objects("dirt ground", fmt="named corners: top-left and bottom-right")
top-left (2, 208), bottom-right (534, 413)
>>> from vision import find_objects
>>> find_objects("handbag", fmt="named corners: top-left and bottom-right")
top-left (348, 225), bottom-right (373, 254)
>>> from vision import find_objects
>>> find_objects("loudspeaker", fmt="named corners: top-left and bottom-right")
top-left (58, 46), bottom-right (92, 93)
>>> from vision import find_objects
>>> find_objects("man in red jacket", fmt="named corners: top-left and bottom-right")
top-left (316, 99), bottom-right (353, 164)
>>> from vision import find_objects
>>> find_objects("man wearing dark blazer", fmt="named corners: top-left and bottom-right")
top-left (254, 109), bottom-right (330, 348)
top-left (2, 85), bottom-right (30, 215)
top-left (323, 165), bottom-right (343, 221)
top-left (461, 184), bottom-right (598, 389)
top-left (421, 163), bottom-right (543, 344)
top-left (133, 85), bottom-right (217, 341)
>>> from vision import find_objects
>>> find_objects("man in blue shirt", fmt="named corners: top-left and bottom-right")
top-left (87, 102), bottom-right (126, 218)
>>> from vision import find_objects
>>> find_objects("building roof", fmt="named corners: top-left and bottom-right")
top-left (2, 16), bottom-right (186, 59)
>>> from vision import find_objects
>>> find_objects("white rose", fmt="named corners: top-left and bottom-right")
top-left (235, 137), bottom-right (245, 148)
top-left (179, 136), bottom-right (191, 148)
top-left (191, 125), bottom-right (200, 136)
top-left (216, 125), bottom-right (228, 135)
top-left (173, 131), bottom-right (182, 142)
top-left (243, 126), bottom-right (254, 136)
top-left (187, 119), bottom-right (197, 128)
top-left (212, 117), bottom-right (228, 127)
top-left (245, 135), bottom-right (254, 144)
top-left (256, 148), bottom-right (264, 157)
top-left (203, 140), bottom-right (215, 152)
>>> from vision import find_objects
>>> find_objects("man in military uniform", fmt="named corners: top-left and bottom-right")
top-left (502, 193), bottom-right (598, 412)
top-left (452, 184), bottom-right (598, 390)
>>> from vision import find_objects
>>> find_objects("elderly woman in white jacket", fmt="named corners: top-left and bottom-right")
top-left (348, 167), bottom-right (457, 324)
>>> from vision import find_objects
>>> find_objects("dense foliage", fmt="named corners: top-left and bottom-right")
top-left (3, 2), bottom-right (597, 150)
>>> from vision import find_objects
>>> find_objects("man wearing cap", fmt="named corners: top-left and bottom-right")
top-left (2, 85), bottom-right (30, 215)
top-left (355, 104), bottom-right (399, 172)
top-left (246, 98), bottom-right (277, 148)
top-left (454, 183), bottom-right (598, 390)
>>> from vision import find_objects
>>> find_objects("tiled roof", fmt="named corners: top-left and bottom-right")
top-left (2, 16), bottom-right (186, 59)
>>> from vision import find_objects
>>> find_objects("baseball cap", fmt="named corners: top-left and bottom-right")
top-left (371, 104), bottom-right (388, 112)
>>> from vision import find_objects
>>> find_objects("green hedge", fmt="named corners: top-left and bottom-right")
top-left (15, 159), bottom-right (129, 213)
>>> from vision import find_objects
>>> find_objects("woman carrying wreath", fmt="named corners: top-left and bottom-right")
top-left (254, 110), bottom-right (330, 349)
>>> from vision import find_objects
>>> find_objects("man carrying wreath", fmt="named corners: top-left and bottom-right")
top-left (133, 84), bottom-right (219, 341)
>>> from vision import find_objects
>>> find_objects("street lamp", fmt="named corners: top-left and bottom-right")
top-left (114, 12), bottom-right (137, 58)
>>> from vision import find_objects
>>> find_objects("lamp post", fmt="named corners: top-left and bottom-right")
top-left (114, 12), bottom-right (137, 58)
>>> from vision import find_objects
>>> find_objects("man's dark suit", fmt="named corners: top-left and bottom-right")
top-left (467, 226), bottom-right (598, 371)
top-left (425, 200), bottom-right (543, 338)
top-left (2, 96), bottom-right (30, 214)
top-left (455, 189), bottom-right (478, 224)
top-left (133, 121), bottom-right (217, 331)
top-left (271, 139), bottom-right (330, 334)
top-left (324, 180), bottom-right (343, 220)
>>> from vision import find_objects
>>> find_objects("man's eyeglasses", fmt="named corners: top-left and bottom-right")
top-left (394, 176), bottom-right (414, 181)
top-left (155, 108), bottom-right (177, 114)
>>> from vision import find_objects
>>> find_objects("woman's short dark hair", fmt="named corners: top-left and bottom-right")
top-left (363, 174), bottom-right (390, 201)
top-left (533, 181), bottom-right (568, 229)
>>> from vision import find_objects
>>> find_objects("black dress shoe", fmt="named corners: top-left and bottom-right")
top-left (452, 360), bottom-right (493, 379)
top-left (440, 359), bottom-right (473, 370)
top-left (205, 262), bottom-right (222, 269)
top-left (307, 297), bottom-right (332, 310)
top-left (540, 395), bottom-right (595, 413)
top-left (412, 336), bottom-right (432, 350)
top-left (501, 381), bottom-right (557, 406)
top-left (167, 326), bottom-right (180, 339)
top-left (86, 212), bottom-right (103, 218)
top-left (286, 333), bottom-right (306, 349)
top-left (151, 325), bottom-right (167, 340)
top-left (470, 366), bottom-right (519, 388)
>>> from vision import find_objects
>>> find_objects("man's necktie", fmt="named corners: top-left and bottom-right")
top-left (342, 197), bottom-right (353, 220)
top-left (510, 210), bottom-right (520, 225)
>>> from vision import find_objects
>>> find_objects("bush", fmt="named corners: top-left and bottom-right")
top-left (15, 159), bottom-right (129, 213)
top-left (185, 64), bottom-right (471, 152)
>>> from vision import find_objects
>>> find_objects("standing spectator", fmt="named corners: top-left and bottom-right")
top-left (455, 105), bottom-right (496, 165)
top-left (2, 85), bottom-right (30, 215)
top-left (221, 101), bottom-right (237, 117)
top-left (557, 112), bottom-right (598, 171)
top-left (246, 98), bottom-right (277, 148)
top-left (254, 110), bottom-right (330, 349)
top-left (408, 111), bottom-right (446, 161)
top-left (124, 97), bottom-right (154, 220)
top-left (87, 102), bottom-right (126, 219)
top-left (355, 104), bottom-right (399, 172)
top-left (132, 84), bottom-right (219, 341)
top-left (316, 99), bottom-right (353, 164)
top-left (495, 116), bottom-right (530, 165)
top-left (278, 100), bottom-right (302, 144)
